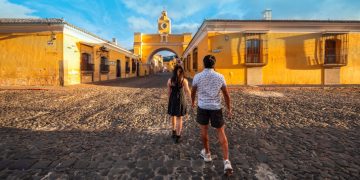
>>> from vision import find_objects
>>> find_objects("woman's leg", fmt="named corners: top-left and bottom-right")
top-left (176, 116), bottom-right (183, 136)
top-left (171, 116), bottom-right (176, 131)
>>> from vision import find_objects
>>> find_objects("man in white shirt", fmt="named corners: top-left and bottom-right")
top-left (191, 55), bottom-right (233, 176)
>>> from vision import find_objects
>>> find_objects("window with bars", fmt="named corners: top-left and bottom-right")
top-left (193, 48), bottom-right (198, 71)
top-left (244, 33), bottom-right (268, 66)
top-left (321, 33), bottom-right (348, 66)
top-left (100, 56), bottom-right (109, 73)
top-left (246, 39), bottom-right (261, 63)
top-left (81, 53), bottom-right (94, 72)
top-left (325, 40), bottom-right (338, 64)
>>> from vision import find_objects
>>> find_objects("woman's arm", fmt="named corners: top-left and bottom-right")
top-left (183, 79), bottom-right (191, 99)
top-left (167, 79), bottom-right (171, 98)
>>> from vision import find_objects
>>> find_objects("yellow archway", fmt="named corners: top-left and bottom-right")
top-left (133, 10), bottom-right (192, 76)
top-left (146, 47), bottom-right (179, 63)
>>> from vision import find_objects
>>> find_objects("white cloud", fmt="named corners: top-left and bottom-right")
top-left (172, 23), bottom-right (200, 34)
top-left (126, 16), bottom-right (155, 33)
top-left (0, 0), bottom-right (37, 18)
top-left (313, 0), bottom-right (360, 20)
top-left (121, 0), bottom-right (218, 21)
top-left (122, 0), bottom-right (162, 18)
top-left (267, 0), bottom-right (360, 20)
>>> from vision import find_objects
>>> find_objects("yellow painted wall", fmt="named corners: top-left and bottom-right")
top-left (341, 33), bottom-right (360, 84)
top-left (0, 32), bottom-right (63, 86)
top-left (139, 64), bottom-right (150, 76)
top-left (141, 35), bottom-right (161, 43)
top-left (262, 33), bottom-right (323, 85)
top-left (63, 33), bottom-right (82, 85)
top-left (108, 50), bottom-right (137, 79)
top-left (63, 33), bottom-right (138, 85)
top-left (189, 32), bottom-right (360, 85)
top-left (208, 33), bottom-right (247, 85)
top-left (187, 33), bottom-right (247, 84)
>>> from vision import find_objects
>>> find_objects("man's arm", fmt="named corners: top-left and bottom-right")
top-left (221, 86), bottom-right (232, 117)
top-left (191, 86), bottom-right (197, 108)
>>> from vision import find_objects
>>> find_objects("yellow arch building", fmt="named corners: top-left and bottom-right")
top-left (133, 11), bottom-right (191, 76)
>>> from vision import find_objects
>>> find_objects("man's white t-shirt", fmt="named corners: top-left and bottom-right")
top-left (192, 69), bottom-right (226, 110)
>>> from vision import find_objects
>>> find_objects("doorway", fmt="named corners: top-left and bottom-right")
top-left (136, 62), bottom-right (140, 77)
top-left (116, 60), bottom-right (121, 78)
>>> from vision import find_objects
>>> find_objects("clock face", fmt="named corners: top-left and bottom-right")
top-left (161, 22), bottom-right (168, 30)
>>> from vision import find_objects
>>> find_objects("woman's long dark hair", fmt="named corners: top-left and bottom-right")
top-left (171, 65), bottom-right (184, 86)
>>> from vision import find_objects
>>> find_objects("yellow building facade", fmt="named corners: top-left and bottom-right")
top-left (150, 54), bottom-right (163, 74)
top-left (0, 18), bottom-right (139, 86)
top-left (183, 20), bottom-right (360, 85)
top-left (163, 57), bottom-right (177, 72)
top-left (133, 11), bottom-right (191, 76)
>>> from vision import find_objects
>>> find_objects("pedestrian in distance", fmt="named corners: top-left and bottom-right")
top-left (191, 55), bottom-right (233, 176)
top-left (167, 65), bottom-right (191, 143)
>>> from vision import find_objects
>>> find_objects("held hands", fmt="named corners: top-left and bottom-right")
top-left (226, 108), bottom-right (233, 119)
top-left (191, 99), bottom-right (196, 109)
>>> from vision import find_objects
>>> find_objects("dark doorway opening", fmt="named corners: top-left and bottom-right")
top-left (116, 60), bottom-right (121, 78)
top-left (136, 62), bottom-right (140, 77)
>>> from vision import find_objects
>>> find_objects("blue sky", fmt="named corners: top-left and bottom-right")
top-left (1, 0), bottom-right (360, 50)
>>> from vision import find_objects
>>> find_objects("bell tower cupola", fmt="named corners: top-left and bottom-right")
top-left (158, 10), bottom-right (171, 34)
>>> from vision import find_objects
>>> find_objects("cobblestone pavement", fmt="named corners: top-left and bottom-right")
top-left (0, 73), bottom-right (359, 179)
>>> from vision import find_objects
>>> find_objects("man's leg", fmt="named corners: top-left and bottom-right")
top-left (216, 126), bottom-right (229, 160)
top-left (176, 116), bottom-right (183, 136)
top-left (200, 124), bottom-right (210, 154)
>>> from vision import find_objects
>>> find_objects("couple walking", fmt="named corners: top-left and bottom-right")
top-left (167, 55), bottom-right (233, 175)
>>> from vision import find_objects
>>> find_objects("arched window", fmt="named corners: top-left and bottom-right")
top-left (100, 56), bottom-right (109, 73)
top-left (81, 53), bottom-right (93, 71)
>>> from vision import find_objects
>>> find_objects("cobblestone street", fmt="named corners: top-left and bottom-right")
top-left (0, 73), bottom-right (359, 179)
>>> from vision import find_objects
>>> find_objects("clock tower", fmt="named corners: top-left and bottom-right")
top-left (158, 10), bottom-right (171, 34)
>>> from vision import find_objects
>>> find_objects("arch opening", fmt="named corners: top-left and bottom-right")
top-left (147, 48), bottom-right (179, 74)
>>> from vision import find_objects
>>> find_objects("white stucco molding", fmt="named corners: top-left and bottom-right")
top-left (64, 24), bottom-right (138, 59)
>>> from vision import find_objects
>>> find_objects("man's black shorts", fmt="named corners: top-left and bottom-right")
top-left (196, 107), bottom-right (224, 128)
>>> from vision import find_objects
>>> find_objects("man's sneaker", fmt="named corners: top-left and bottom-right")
top-left (223, 160), bottom-right (233, 176)
top-left (200, 149), bottom-right (212, 162)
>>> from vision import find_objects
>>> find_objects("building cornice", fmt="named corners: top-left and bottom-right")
top-left (139, 33), bottom-right (190, 36)
top-left (182, 19), bottom-right (360, 57)
top-left (0, 18), bottom-right (138, 59)
top-left (139, 42), bottom-right (189, 46)
top-left (63, 24), bottom-right (138, 58)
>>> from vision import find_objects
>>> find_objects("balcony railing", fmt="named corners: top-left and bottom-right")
top-left (245, 54), bottom-right (267, 67)
top-left (81, 63), bottom-right (94, 72)
top-left (323, 54), bottom-right (348, 67)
